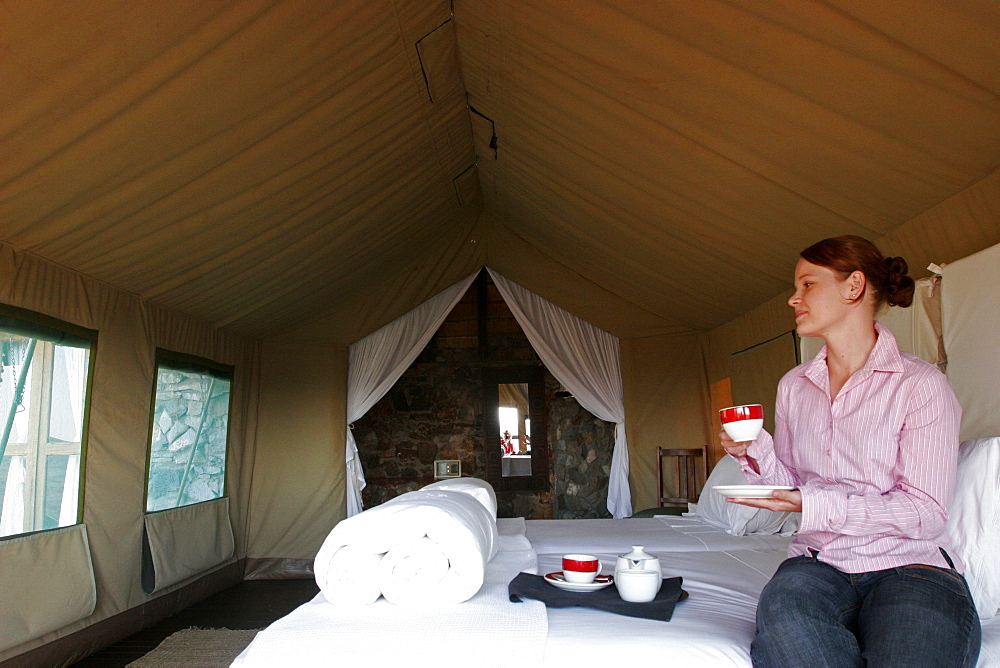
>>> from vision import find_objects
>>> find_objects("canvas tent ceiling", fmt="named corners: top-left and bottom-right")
top-left (1, 0), bottom-right (999, 344)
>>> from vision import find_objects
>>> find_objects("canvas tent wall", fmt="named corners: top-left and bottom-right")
top-left (0, 243), bottom-right (259, 662)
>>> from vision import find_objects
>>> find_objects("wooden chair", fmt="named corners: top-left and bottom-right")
top-left (657, 446), bottom-right (708, 507)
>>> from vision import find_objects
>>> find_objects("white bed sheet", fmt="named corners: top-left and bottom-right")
top-left (982, 617), bottom-right (1000, 667)
top-left (525, 516), bottom-right (793, 555)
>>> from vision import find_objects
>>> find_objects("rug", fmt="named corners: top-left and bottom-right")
top-left (126, 627), bottom-right (261, 667)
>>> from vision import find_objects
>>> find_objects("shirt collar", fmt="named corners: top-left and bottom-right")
top-left (865, 322), bottom-right (906, 373)
top-left (800, 322), bottom-right (905, 387)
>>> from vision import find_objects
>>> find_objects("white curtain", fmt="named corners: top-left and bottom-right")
top-left (65, 347), bottom-right (88, 439)
top-left (48, 346), bottom-right (88, 443)
top-left (488, 269), bottom-right (632, 518)
top-left (346, 272), bottom-right (479, 516)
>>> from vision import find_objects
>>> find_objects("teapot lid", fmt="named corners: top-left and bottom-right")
top-left (620, 545), bottom-right (653, 560)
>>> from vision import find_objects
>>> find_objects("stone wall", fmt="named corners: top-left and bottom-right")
top-left (354, 329), bottom-right (615, 519)
top-left (548, 374), bottom-right (615, 519)
top-left (356, 344), bottom-right (483, 507)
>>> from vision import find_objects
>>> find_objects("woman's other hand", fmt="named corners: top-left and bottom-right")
top-left (727, 489), bottom-right (802, 513)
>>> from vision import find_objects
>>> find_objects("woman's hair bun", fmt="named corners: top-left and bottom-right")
top-left (884, 256), bottom-right (914, 307)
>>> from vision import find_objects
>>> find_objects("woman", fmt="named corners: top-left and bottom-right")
top-left (721, 236), bottom-right (981, 667)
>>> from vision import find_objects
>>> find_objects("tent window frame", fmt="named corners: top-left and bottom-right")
top-left (143, 349), bottom-right (234, 514)
top-left (0, 304), bottom-right (96, 540)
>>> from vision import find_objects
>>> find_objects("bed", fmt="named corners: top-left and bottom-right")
top-left (232, 516), bottom-right (790, 667)
top-left (234, 441), bottom-right (1000, 668)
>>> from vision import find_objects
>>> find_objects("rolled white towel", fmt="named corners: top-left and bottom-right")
top-left (314, 487), bottom-right (498, 606)
top-left (314, 544), bottom-right (382, 605)
top-left (378, 536), bottom-right (451, 605)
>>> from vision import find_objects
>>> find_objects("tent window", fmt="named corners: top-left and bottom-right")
top-left (0, 309), bottom-right (94, 539)
top-left (145, 353), bottom-right (233, 513)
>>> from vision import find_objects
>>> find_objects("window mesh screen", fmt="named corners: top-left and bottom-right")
top-left (1, 320), bottom-right (91, 538)
top-left (146, 358), bottom-right (232, 512)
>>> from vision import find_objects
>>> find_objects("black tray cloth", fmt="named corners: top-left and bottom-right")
top-left (508, 572), bottom-right (687, 622)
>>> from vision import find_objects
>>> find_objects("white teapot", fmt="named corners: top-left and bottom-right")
top-left (614, 545), bottom-right (662, 586)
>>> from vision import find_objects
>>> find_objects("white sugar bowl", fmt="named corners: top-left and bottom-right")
top-left (614, 545), bottom-right (662, 587)
top-left (615, 569), bottom-right (661, 602)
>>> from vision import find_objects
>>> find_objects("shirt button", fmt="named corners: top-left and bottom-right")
top-left (826, 449), bottom-right (832, 456)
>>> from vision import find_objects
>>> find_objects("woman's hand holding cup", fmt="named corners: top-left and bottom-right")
top-left (719, 428), bottom-right (748, 457)
top-left (719, 404), bottom-right (764, 458)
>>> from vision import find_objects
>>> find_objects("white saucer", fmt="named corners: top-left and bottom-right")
top-left (544, 572), bottom-right (614, 592)
top-left (713, 484), bottom-right (795, 499)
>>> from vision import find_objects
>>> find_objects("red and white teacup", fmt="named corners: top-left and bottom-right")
top-left (562, 554), bottom-right (600, 583)
top-left (720, 404), bottom-right (764, 442)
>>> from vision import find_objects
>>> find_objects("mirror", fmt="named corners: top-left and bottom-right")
top-left (498, 382), bottom-right (531, 476)
top-left (483, 367), bottom-right (547, 492)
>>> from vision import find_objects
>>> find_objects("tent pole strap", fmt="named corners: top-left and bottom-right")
top-left (0, 339), bottom-right (37, 462)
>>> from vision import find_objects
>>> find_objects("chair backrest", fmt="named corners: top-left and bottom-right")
top-left (657, 446), bottom-right (708, 506)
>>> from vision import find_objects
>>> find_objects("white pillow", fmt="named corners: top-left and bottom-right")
top-left (694, 456), bottom-right (797, 536)
top-left (946, 436), bottom-right (1000, 621)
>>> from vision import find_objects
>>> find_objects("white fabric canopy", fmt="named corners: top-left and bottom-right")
top-left (345, 272), bottom-right (479, 516)
top-left (941, 242), bottom-right (1000, 441)
top-left (488, 269), bottom-right (631, 518)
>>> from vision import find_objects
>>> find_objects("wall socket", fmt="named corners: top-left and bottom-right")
top-left (433, 460), bottom-right (461, 479)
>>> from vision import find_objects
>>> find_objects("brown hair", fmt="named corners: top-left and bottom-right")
top-left (800, 235), bottom-right (914, 308)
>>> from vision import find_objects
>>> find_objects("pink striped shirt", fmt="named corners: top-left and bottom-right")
top-left (740, 323), bottom-right (963, 573)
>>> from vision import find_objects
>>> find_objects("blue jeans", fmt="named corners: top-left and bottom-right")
top-left (752, 553), bottom-right (981, 667)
